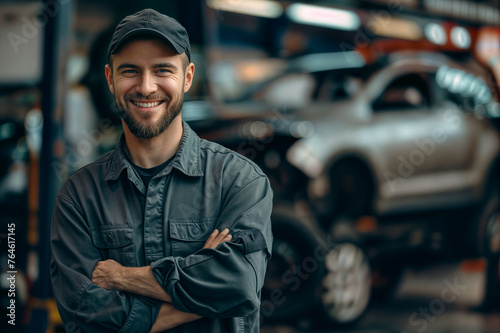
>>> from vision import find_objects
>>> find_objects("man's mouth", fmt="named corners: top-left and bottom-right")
top-left (130, 100), bottom-right (164, 108)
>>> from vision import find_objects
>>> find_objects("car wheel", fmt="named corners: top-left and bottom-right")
top-left (320, 240), bottom-right (371, 325)
top-left (476, 191), bottom-right (500, 309)
top-left (260, 207), bottom-right (322, 323)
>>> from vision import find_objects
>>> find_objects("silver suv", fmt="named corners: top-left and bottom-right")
top-left (288, 52), bottom-right (500, 220)
top-left (284, 51), bottom-right (500, 325)
top-left (188, 51), bottom-right (500, 326)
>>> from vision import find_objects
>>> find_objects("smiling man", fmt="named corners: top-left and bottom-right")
top-left (50, 9), bottom-right (273, 333)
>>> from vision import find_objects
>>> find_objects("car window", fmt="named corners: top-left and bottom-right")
top-left (320, 76), bottom-right (362, 102)
top-left (255, 73), bottom-right (316, 108)
top-left (372, 73), bottom-right (431, 112)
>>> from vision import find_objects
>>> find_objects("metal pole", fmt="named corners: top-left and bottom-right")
top-left (26, 0), bottom-right (73, 332)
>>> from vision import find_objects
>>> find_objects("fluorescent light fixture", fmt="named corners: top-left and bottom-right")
top-left (369, 0), bottom-right (418, 7)
top-left (450, 26), bottom-right (471, 49)
top-left (367, 16), bottom-right (423, 41)
top-left (425, 23), bottom-right (447, 45)
top-left (287, 3), bottom-right (361, 31)
top-left (292, 51), bottom-right (366, 72)
top-left (207, 0), bottom-right (283, 19)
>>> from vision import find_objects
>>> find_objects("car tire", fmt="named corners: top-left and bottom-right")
top-left (260, 206), bottom-right (323, 323)
top-left (476, 190), bottom-right (500, 309)
top-left (318, 236), bottom-right (372, 326)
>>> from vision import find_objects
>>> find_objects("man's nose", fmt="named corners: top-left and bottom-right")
top-left (136, 72), bottom-right (158, 96)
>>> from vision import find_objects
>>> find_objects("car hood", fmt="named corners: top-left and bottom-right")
top-left (286, 99), bottom-right (372, 178)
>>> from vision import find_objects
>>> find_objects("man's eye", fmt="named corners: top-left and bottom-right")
top-left (157, 69), bottom-right (171, 74)
top-left (122, 69), bottom-right (137, 74)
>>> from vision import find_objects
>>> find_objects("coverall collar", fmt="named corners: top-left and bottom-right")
top-left (105, 120), bottom-right (204, 181)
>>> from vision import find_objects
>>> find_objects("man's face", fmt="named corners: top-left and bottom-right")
top-left (105, 38), bottom-right (194, 139)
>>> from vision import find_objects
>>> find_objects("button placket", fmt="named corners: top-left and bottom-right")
top-left (143, 178), bottom-right (165, 265)
top-left (128, 169), bottom-right (145, 195)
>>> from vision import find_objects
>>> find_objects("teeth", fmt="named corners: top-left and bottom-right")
top-left (134, 101), bottom-right (160, 108)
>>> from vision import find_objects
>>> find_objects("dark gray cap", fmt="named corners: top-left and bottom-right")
top-left (108, 8), bottom-right (191, 62)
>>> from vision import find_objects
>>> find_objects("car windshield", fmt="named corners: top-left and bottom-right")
top-left (209, 52), bottom-right (371, 105)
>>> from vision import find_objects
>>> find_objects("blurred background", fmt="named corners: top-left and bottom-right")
top-left (2, 0), bottom-right (500, 332)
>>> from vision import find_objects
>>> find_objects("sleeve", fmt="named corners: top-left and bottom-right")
top-left (50, 193), bottom-right (162, 333)
top-left (150, 175), bottom-right (273, 318)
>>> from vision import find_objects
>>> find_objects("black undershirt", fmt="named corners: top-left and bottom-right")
top-left (130, 156), bottom-right (173, 188)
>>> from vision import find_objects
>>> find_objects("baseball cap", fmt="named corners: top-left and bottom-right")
top-left (108, 8), bottom-right (191, 62)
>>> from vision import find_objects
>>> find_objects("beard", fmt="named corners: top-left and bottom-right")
top-left (116, 91), bottom-right (184, 139)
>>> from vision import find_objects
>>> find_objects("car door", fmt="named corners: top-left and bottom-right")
top-left (366, 68), bottom-right (477, 212)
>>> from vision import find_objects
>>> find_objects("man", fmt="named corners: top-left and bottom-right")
top-left (50, 8), bottom-right (273, 333)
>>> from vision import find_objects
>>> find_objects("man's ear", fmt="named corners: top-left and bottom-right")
top-left (105, 64), bottom-right (114, 95)
top-left (183, 63), bottom-right (195, 93)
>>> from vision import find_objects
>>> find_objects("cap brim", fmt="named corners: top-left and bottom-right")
top-left (108, 28), bottom-right (186, 59)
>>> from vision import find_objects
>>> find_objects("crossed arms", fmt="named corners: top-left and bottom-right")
top-left (91, 229), bottom-right (232, 332)
top-left (50, 175), bottom-right (273, 333)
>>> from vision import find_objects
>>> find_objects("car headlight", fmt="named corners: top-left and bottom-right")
top-left (287, 141), bottom-right (323, 178)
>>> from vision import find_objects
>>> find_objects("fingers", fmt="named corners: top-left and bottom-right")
top-left (202, 228), bottom-right (231, 249)
top-left (204, 229), bottom-right (219, 247)
top-left (213, 228), bottom-right (230, 244)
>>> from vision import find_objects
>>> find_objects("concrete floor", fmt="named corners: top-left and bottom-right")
top-left (262, 261), bottom-right (500, 333)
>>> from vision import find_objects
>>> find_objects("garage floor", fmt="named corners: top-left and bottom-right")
top-left (262, 261), bottom-right (500, 333)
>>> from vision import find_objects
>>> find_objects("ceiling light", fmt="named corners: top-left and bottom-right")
top-left (450, 26), bottom-right (471, 49)
top-left (287, 3), bottom-right (361, 31)
top-left (207, 0), bottom-right (283, 19)
top-left (425, 23), bottom-right (447, 45)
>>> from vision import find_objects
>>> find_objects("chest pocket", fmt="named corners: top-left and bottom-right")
top-left (169, 218), bottom-right (217, 257)
top-left (90, 225), bottom-right (135, 266)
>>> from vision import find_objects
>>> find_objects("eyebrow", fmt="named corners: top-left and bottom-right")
top-left (154, 63), bottom-right (179, 71)
top-left (116, 62), bottom-right (179, 71)
top-left (116, 63), bottom-right (139, 71)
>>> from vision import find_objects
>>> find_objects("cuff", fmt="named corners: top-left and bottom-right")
top-left (150, 253), bottom-right (213, 289)
top-left (150, 257), bottom-right (179, 292)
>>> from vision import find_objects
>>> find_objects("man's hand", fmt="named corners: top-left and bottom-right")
top-left (92, 259), bottom-right (123, 290)
top-left (92, 228), bottom-right (232, 294)
top-left (203, 228), bottom-right (231, 249)
top-left (92, 259), bottom-right (172, 302)
top-left (91, 228), bottom-right (232, 331)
